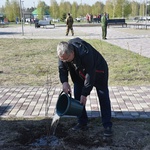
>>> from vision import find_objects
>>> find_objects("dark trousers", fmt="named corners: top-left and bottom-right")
top-left (66, 25), bottom-right (74, 35)
top-left (73, 78), bottom-right (112, 129)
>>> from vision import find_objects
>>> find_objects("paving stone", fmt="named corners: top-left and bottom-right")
top-left (0, 86), bottom-right (150, 119)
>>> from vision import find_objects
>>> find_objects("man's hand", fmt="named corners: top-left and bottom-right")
top-left (80, 95), bottom-right (87, 105)
top-left (62, 82), bottom-right (71, 94)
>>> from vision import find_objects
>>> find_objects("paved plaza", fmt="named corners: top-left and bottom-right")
top-left (0, 24), bottom-right (150, 58)
top-left (0, 24), bottom-right (150, 119)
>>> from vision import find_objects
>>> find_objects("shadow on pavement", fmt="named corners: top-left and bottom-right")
top-left (0, 105), bottom-right (12, 116)
top-left (107, 36), bottom-right (146, 40)
top-left (0, 32), bottom-right (20, 35)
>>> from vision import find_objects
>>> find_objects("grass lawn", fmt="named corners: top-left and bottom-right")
top-left (0, 38), bottom-right (150, 86)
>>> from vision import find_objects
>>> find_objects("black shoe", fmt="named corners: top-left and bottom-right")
top-left (66, 34), bottom-right (68, 36)
top-left (72, 123), bottom-right (88, 131)
top-left (103, 127), bottom-right (112, 137)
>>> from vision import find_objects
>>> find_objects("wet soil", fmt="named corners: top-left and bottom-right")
top-left (0, 117), bottom-right (150, 150)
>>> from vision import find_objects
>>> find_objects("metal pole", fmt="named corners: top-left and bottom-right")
top-left (33, 2), bottom-right (35, 8)
top-left (143, 0), bottom-right (145, 16)
top-left (81, 0), bottom-right (82, 17)
top-left (146, 0), bottom-right (147, 24)
top-left (20, 0), bottom-right (24, 35)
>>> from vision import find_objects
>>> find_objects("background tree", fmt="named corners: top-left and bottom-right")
top-left (123, 0), bottom-right (132, 18)
top-left (105, 0), bottom-right (131, 18)
top-left (112, 0), bottom-right (131, 18)
top-left (0, 0), bottom-right (148, 22)
top-left (147, 4), bottom-right (150, 16)
top-left (91, 2), bottom-right (104, 16)
top-left (50, 0), bottom-right (59, 19)
top-left (64, 1), bottom-right (72, 14)
top-left (139, 2), bottom-right (145, 16)
top-left (59, 0), bottom-right (66, 20)
top-left (4, 0), bottom-right (11, 21)
top-left (0, 6), bottom-right (5, 13)
top-left (12, 0), bottom-right (20, 21)
top-left (59, 0), bottom-right (71, 19)
top-left (4, 0), bottom-right (20, 22)
top-left (82, 4), bottom-right (92, 17)
top-left (27, 7), bottom-right (35, 12)
top-left (105, 0), bottom-right (114, 18)
top-left (115, 0), bottom-right (124, 18)
top-left (71, 2), bottom-right (78, 19)
top-left (37, 1), bottom-right (49, 20)
top-left (60, 12), bottom-right (66, 22)
top-left (131, 1), bottom-right (139, 17)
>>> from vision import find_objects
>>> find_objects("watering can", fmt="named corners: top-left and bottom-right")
top-left (56, 91), bottom-right (83, 117)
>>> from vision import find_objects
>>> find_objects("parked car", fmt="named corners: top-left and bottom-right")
top-left (75, 17), bottom-right (86, 22)
top-left (75, 17), bottom-right (81, 22)
top-left (25, 18), bottom-right (31, 22)
top-left (52, 18), bottom-right (60, 23)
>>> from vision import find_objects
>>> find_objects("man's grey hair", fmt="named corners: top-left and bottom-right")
top-left (57, 41), bottom-right (74, 56)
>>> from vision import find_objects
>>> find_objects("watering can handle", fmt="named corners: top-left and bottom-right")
top-left (59, 91), bottom-right (72, 98)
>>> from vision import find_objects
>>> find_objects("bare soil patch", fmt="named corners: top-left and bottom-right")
top-left (0, 118), bottom-right (150, 150)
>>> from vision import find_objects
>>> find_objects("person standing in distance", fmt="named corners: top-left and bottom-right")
top-left (66, 13), bottom-right (74, 36)
top-left (57, 37), bottom-right (113, 137)
top-left (101, 12), bottom-right (108, 40)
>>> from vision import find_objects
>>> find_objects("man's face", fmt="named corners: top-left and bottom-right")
top-left (59, 51), bottom-right (74, 62)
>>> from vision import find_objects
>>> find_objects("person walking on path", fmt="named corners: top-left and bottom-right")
top-left (57, 37), bottom-right (113, 137)
top-left (66, 13), bottom-right (74, 36)
top-left (101, 12), bottom-right (108, 39)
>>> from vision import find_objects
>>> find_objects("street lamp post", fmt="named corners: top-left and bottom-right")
top-left (33, 2), bottom-right (35, 8)
top-left (20, 0), bottom-right (24, 35)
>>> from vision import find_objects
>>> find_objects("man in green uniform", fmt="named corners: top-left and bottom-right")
top-left (101, 12), bottom-right (107, 40)
top-left (66, 13), bottom-right (74, 36)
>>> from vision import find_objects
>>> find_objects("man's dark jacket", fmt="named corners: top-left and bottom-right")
top-left (58, 38), bottom-right (108, 97)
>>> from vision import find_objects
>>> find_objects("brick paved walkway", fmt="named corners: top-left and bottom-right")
top-left (0, 86), bottom-right (150, 119)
